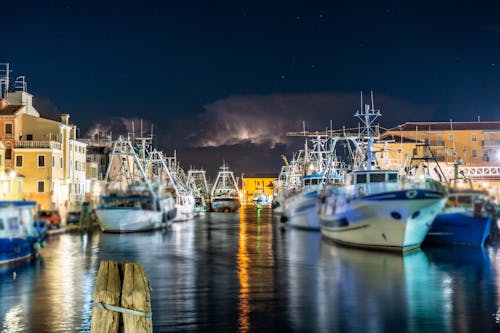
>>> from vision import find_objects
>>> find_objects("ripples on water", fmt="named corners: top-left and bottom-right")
top-left (0, 206), bottom-right (499, 332)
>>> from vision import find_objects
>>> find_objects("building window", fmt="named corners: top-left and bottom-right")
top-left (471, 149), bottom-right (477, 158)
top-left (52, 156), bottom-right (55, 167)
top-left (18, 181), bottom-right (22, 193)
top-left (0, 154), bottom-right (2, 166)
top-left (5, 148), bottom-right (12, 160)
top-left (5, 123), bottom-right (12, 138)
top-left (37, 181), bottom-right (45, 193)
top-left (472, 135), bottom-right (477, 142)
top-left (448, 134), bottom-right (453, 141)
top-left (15, 155), bottom-right (23, 167)
top-left (26, 134), bottom-right (33, 140)
top-left (38, 155), bottom-right (45, 167)
top-left (60, 157), bottom-right (63, 168)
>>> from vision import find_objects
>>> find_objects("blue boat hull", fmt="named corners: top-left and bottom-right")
top-left (0, 237), bottom-right (38, 265)
top-left (425, 212), bottom-right (492, 246)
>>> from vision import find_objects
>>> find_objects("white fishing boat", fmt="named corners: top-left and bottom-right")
top-left (163, 152), bottom-right (196, 221)
top-left (96, 136), bottom-right (175, 232)
top-left (319, 93), bottom-right (447, 252)
top-left (282, 131), bottom-right (342, 230)
top-left (210, 162), bottom-right (241, 212)
top-left (187, 169), bottom-right (210, 216)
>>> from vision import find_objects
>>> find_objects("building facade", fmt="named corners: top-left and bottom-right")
top-left (379, 121), bottom-right (500, 200)
top-left (0, 87), bottom-right (87, 214)
top-left (241, 175), bottom-right (277, 203)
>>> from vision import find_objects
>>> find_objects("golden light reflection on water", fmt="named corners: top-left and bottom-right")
top-left (238, 208), bottom-right (250, 333)
top-left (237, 206), bottom-right (275, 333)
top-left (2, 304), bottom-right (23, 333)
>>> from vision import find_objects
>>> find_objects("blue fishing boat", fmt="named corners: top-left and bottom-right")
top-left (0, 201), bottom-right (44, 265)
top-left (425, 189), bottom-right (496, 246)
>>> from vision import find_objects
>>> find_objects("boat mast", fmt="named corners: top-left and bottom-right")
top-left (354, 91), bottom-right (381, 171)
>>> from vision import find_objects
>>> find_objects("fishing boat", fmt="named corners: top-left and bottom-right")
top-left (162, 153), bottom-right (196, 221)
top-left (425, 166), bottom-right (497, 246)
top-left (210, 162), bottom-right (241, 212)
top-left (96, 136), bottom-right (175, 232)
top-left (187, 169), bottom-right (210, 216)
top-left (0, 201), bottom-right (44, 265)
top-left (319, 93), bottom-right (447, 252)
top-left (282, 132), bottom-right (344, 230)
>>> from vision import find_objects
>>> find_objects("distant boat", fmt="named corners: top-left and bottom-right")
top-left (187, 169), bottom-right (210, 216)
top-left (210, 163), bottom-right (241, 212)
top-left (425, 169), bottom-right (497, 246)
top-left (96, 136), bottom-right (176, 232)
top-left (0, 201), bottom-right (44, 265)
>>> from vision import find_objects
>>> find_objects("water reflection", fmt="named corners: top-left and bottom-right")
top-left (310, 240), bottom-right (498, 332)
top-left (0, 259), bottom-right (42, 332)
top-left (1, 208), bottom-right (499, 332)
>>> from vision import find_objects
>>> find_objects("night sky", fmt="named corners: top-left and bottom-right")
top-left (2, 1), bottom-right (500, 179)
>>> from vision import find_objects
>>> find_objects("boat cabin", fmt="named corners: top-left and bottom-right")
top-left (352, 170), bottom-right (399, 185)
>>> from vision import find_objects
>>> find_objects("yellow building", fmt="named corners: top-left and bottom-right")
top-left (380, 121), bottom-right (500, 164)
top-left (0, 87), bottom-right (86, 213)
top-left (378, 121), bottom-right (500, 200)
top-left (0, 141), bottom-right (24, 200)
top-left (241, 174), bottom-right (277, 203)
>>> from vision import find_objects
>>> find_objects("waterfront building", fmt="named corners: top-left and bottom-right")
top-left (0, 71), bottom-right (87, 214)
top-left (378, 121), bottom-right (500, 201)
top-left (241, 174), bottom-right (277, 203)
top-left (0, 141), bottom-right (24, 200)
top-left (82, 138), bottom-right (112, 208)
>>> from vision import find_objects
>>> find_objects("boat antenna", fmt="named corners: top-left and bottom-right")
top-left (354, 90), bottom-right (381, 170)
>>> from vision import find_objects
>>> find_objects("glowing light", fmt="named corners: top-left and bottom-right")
top-left (9, 171), bottom-right (16, 179)
top-left (238, 209), bottom-right (250, 333)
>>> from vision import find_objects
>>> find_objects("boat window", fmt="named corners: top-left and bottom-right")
top-left (356, 174), bottom-right (367, 184)
top-left (457, 196), bottom-right (472, 204)
top-left (370, 173), bottom-right (386, 183)
top-left (8, 217), bottom-right (19, 233)
top-left (0, 218), bottom-right (3, 230)
top-left (388, 173), bottom-right (398, 182)
top-left (304, 179), bottom-right (310, 186)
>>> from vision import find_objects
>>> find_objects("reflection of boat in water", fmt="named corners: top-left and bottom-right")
top-left (316, 238), bottom-right (496, 332)
top-left (0, 201), bottom-right (44, 265)
top-left (210, 163), bottom-right (241, 212)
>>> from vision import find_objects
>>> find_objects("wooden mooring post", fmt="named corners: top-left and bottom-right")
top-left (91, 260), bottom-right (153, 333)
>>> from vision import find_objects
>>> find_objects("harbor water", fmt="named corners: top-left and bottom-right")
top-left (1, 205), bottom-right (500, 332)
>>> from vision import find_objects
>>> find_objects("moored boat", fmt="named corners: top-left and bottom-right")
top-left (96, 136), bottom-right (175, 232)
top-left (0, 201), bottom-right (44, 265)
top-left (425, 171), bottom-right (497, 246)
top-left (319, 94), bottom-right (447, 252)
top-left (210, 163), bottom-right (241, 212)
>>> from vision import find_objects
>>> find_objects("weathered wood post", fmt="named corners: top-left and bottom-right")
top-left (91, 260), bottom-right (121, 333)
top-left (121, 261), bottom-right (153, 333)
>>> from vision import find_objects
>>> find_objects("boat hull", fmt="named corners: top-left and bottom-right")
top-left (425, 212), bottom-right (492, 246)
top-left (283, 190), bottom-right (320, 230)
top-left (0, 238), bottom-right (38, 265)
top-left (211, 199), bottom-right (240, 212)
top-left (320, 190), bottom-right (446, 252)
top-left (1, 201), bottom-right (42, 265)
top-left (96, 208), bottom-right (165, 232)
top-left (173, 205), bottom-right (195, 222)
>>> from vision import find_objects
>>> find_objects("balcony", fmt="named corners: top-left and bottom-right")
top-left (483, 140), bottom-right (500, 147)
top-left (427, 140), bottom-right (445, 147)
top-left (14, 140), bottom-right (62, 150)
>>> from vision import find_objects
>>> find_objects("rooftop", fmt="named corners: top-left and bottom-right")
top-left (385, 121), bottom-right (500, 132)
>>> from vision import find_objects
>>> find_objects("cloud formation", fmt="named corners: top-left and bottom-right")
top-left (82, 91), bottom-right (436, 176)
top-left (178, 92), bottom-right (436, 149)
